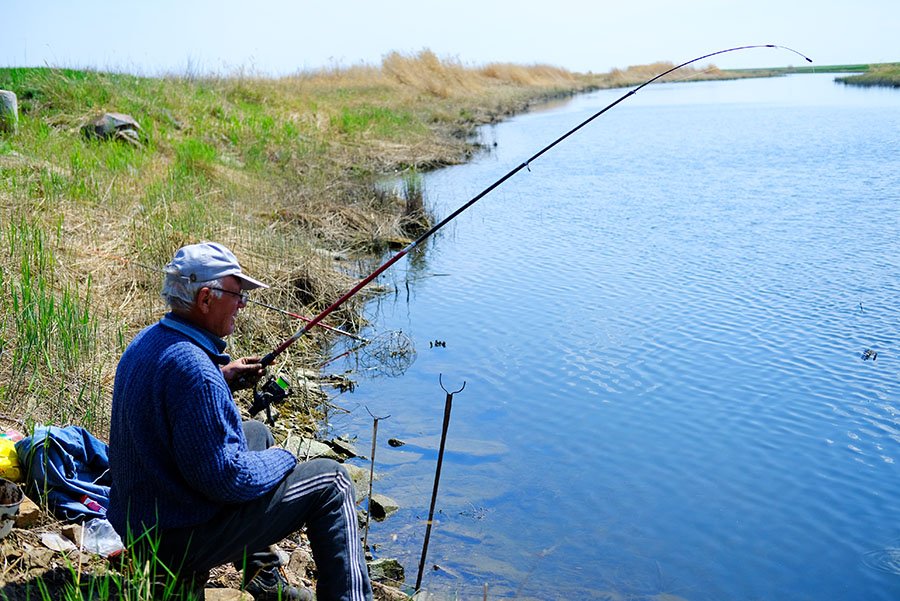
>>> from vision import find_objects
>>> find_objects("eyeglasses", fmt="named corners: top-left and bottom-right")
top-left (208, 287), bottom-right (249, 304)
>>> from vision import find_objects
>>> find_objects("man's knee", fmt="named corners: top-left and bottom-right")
top-left (242, 420), bottom-right (274, 450)
top-left (301, 457), bottom-right (348, 480)
top-left (288, 458), bottom-right (356, 501)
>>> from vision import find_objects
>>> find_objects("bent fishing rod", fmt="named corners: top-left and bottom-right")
top-left (257, 44), bottom-right (811, 368)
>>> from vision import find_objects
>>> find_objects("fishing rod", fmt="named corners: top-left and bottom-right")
top-left (257, 44), bottom-right (812, 368)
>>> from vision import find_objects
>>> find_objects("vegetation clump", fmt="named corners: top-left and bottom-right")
top-left (835, 63), bottom-right (900, 87)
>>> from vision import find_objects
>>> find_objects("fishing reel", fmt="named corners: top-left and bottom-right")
top-left (248, 373), bottom-right (291, 425)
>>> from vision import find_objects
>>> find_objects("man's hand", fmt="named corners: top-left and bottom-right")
top-left (221, 356), bottom-right (266, 392)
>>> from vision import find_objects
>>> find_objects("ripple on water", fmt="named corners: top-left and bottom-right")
top-left (863, 548), bottom-right (900, 575)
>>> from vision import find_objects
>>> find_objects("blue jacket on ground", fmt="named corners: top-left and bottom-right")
top-left (15, 425), bottom-right (111, 522)
top-left (108, 313), bottom-right (297, 538)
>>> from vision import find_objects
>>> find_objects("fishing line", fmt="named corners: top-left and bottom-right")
top-left (256, 44), bottom-right (812, 368)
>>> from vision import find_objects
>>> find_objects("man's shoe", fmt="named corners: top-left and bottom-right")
top-left (245, 566), bottom-right (314, 601)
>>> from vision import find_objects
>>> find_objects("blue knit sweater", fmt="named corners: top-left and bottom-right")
top-left (108, 313), bottom-right (297, 537)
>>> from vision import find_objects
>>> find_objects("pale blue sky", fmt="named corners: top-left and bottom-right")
top-left (2, 0), bottom-right (897, 75)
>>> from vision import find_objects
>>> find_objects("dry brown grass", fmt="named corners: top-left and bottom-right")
top-left (480, 62), bottom-right (577, 86)
top-left (605, 62), bottom-right (716, 86)
top-left (382, 50), bottom-right (478, 98)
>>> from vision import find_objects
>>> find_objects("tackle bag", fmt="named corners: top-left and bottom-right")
top-left (15, 425), bottom-right (111, 522)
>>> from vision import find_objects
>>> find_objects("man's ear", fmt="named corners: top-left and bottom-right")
top-left (195, 287), bottom-right (213, 314)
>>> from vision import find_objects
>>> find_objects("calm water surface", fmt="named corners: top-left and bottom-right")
top-left (324, 73), bottom-right (900, 600)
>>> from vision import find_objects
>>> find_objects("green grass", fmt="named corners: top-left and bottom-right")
top-left (11, 531), bottom-right (211, 601)
top-left (332, 105), bottom-right (424, 139)
top-left (725, 61), bottom-right (899, 77)
top-left (0, 218), bottom-right (100, 424)
top-left (174, 137), bottom-right (218, 177)
top-left (737, 61), bottom-right (900, 87)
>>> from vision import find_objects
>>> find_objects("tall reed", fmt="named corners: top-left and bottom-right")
top-left (1, 218), bottom-right (100, 426)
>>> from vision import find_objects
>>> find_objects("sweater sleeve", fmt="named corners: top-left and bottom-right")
top-left (164, 348), bottom-right (297, 504)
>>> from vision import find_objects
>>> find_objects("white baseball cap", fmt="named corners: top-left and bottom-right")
top-left (164, 242), bottom-right (269, 290)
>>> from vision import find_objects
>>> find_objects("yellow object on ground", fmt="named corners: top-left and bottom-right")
top-left (0, 438), bottom-right (22, 482)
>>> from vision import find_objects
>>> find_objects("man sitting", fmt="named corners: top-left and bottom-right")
top-left (108, 242), bottom-right (372, 601)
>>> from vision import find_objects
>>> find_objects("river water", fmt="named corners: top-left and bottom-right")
top-left (325, 73), bottom-right (900, 600)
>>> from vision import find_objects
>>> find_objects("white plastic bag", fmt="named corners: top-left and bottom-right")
top-left (81, 518), bottom-right (124, 557)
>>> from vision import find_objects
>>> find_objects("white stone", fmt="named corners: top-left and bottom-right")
top-left (0, 91), bottom-right (18, 134)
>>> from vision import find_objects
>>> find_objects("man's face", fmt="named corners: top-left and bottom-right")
top-left (201, 275), bottom-right (247, 337)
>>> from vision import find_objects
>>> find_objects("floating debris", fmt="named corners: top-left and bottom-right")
top-left (861, 348), bottom-right (878, 362)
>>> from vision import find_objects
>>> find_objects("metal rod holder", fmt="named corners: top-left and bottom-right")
top-left (415, 375), bottom-right (466, 591)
